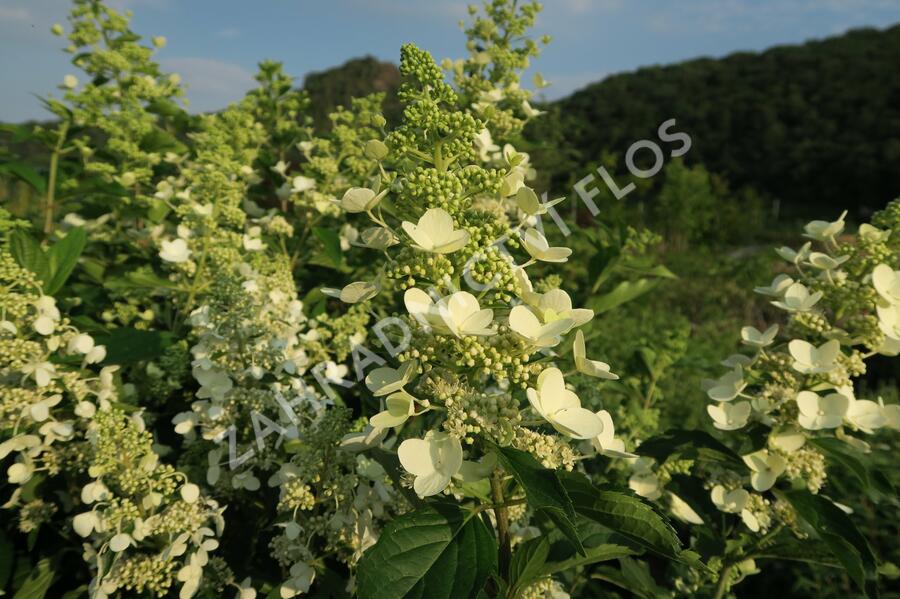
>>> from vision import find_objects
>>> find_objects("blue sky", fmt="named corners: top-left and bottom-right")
top-left (2, 0), bottom-right (900, 122)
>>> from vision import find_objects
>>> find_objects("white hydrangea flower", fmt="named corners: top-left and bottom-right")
top-left (872, 263), bottom-right (900, 305)
top-left (32, 296), bottom-right (60, 335)
top-left (591, 410), bottom-right (634, 458)
top-left (845, 399), bottom-right (886, 433)
top-left (703, 365), bottom-right (746, 402)
top-left (526, 288), bottom-right (593, 331)
top-left (365, 361), bottom-right (417, 396)
top-left (808, 252), bottom-right (849, 271)
top-left (159, 238), bottom-right (192, 263)
top-left (573, 330), bottom-right (619, 379)
top-left (740, 324), bottom-right (778, 348)
top-left (508, 305), bottom-right (572, 348)
top-left (369, 391), bottom-right (416, 429)
top-left (771, 282), bottom-right (822, 312)
top-left (707, 401), bottom-right (751, 430)
top-left (668, 492), bottom-right (704, 525)
top-left (788, 339), bottom-right (840, 374)
top-left (521, 228), bottom-right (572, 263)
top-left (322, 280), bottom-right (380, 303)
top-left (629, 471), bottom-right (661, 500)
top-left (433, 291), bottom-right (496, 337)
top-left (742, 450), bottom-right (786, 491)
top-left (401, 208), bottom-right (469, 254)
top-left (796, 390), bottom-right (849, 430)
top-left (515, 186), bottom-right (564, 216)
top-left (291, 175), bottom-right (316, 194)
top-left (753, 274), bottom-right (794, 296)
top-left (280, 562), bottom-right (315, 598)
top-left (775, 242), bottom-right (811, 265)
top-left (473, 128), bottom-right (499, 162)
top-left (711, 485), bottom-right (748, 513)
top-left (526, 367), bottom-right (604, 439)
top-left (398, 431), bottom-right (463, 497)
top-left (802, 210), bottom-right (846, 241)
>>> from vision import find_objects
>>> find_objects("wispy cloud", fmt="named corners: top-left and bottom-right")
top-left (343, 0), bottom-right (467, 19)
top-left (559, 0), bottom-right (623, 14)
top-left (216, 27), bottom-right (240, 39)
top-left (0, 6), bottom-right (31, 21)
top-left (161, 57), bottom-right (255, 113)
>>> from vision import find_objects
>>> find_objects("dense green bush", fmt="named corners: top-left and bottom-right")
top-left (1, 2), bottom-right (898, 598)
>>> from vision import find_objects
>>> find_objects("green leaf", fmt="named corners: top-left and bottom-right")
top-left (635, 429), bottom-right (746, 471)
top-left (588, 278), bottom-right (659, 314)
top-left (0, 530), bottom-right (14, 591)
top-left (509, 538), bottom-right (550, 594)
top-left (94, 328), bottom-right (176, 365)
top-left (493, 445), bottom-right (583, 555)
top-left (808, 437), bottom-right (892, 494)
top-left (104, 269), bottom-right (184, 292)
top-left (753, 538), bottom-right (842, 568)
top-left (541, 543), bottom-right (635, 577)
top-left (780, 489), bottom-right (878, 597)
top-left (313, 227), bottom-right (344, 268)
top-left (356, 503), bottom-right (496, 599)
top-left (12, 558), bottom-right (54, 599)
top-left (9, 231), bottom-right (50, 284)
top-left (1, 162), bottom-right (46, 196)
top-left (44, 227), bottom-right (86, 294)
top-left (559, 472), bottom-right (682, 561)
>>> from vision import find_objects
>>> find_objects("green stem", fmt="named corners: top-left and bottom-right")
top-left (712, 562), bottom-right (734, 599)
top-left (490, 471), bottom-right (512, 583)
top-left (44, 120), bottom-right (70, 236)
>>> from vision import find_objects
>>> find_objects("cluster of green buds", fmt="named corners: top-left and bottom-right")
top-left (48, 0), bottom-right (186, 217)
top-left (326, 42), bottom-right (629, 509)
top-left (445, 0), bottom-right (550, 141)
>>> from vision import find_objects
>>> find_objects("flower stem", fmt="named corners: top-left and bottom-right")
top-left (712, 562), bottom-right (733, 599)
top-left (44, 120), bottom-right (70, 236)
top-left (490, 470), bottom-right (512, 583)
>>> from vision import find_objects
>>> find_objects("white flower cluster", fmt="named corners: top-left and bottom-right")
top-left (629, 208), bottom-right (900, 533)
top-left (0, 250), bottom-right (223, 599)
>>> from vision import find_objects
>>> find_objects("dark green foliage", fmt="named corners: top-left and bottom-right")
top-left (541, 25), bottom-right (900, 218)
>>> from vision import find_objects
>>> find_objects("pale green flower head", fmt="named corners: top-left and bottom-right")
top-left (796, 390), bottom-right (849, 430)
top-left (788, 339), bottom-right (841, 374)
top-left (707, 400), bottom-right (751, 430)
top-left (401, 208), bottom-right (470, 254)
top-left (398, 431), bottom-right (463, 497)
top-left (526, 367), bottom-right (604, 439)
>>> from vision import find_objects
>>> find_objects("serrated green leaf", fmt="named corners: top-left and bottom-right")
top-left (541, 543), bottom-right (635, 577)
top-left (493, 445), bottom-right (583, 555)
top-left (44, 227), bottom-right (86, 294)
top-left (509, 537), bottom-right (550, 594)
top-left (9, 231), bottom-right (50, 284)
top-left (780, 489), bottom-right (878, 597)
top-left (559, 472), bottom-right (681, 561)
top-left (752, 537), bottom-right (841, 568)
top-left (636, 429), bottom-right (746, 471)
top-left (356, 503), bottom-right (496, 599)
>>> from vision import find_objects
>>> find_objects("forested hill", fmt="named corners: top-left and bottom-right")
top-left (541, 24), bottom-right (900, 215)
